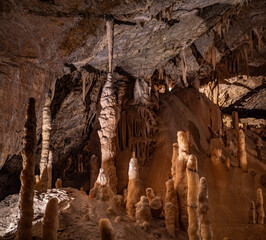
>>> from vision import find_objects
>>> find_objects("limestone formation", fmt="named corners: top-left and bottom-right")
top-left (99, 218), bottom-right (115, 240)
top-left (55, 178), bottom-right (62, 188)
top-left (42, 198), bottom-right (59, 240)
top-left (40, 90), bottom-right (52, 191)
top-left (199, 177), bottom-right (213, 240)
top-left (225, 157), bottom-right (230, 170)
top-left (171, 143), bottom-right (178, 181)
top-left (135, 196), bottom-right (151, 224)
top-left (211, 147), bottom-right (222, 167)
top-left (126, 155), bottom-right (144, 219)
top-left (17, 98), bottom-right (36, 240)
top-left (146, 188), bottom-right (155, 202)
top-left (90, 155), bottom-right (99, 189)
top-left (98, 19), bottom-right (118, 193)
top-left (89, 168), bottom-right (114, 201)
top-left (256, 188), bottom-right (265, 224)
top-left (248, 201), bottom-right (256, 224)
top-left (187, 154), bottom-right (200, 240)
top-left (47, 150), bottom-right (52, 189)
top-left (165, 179), bottom-right (179, 228)
top-left (238, 129), bottom-right (248, 172)
top-left (149, 196), bottom-right (163, 218)
top-left (232, 111), bottom-right (239, 131)
top-left (175, 131), bottom-right (189, 230)
top-left (35, 175), bottom-right (41, 191)
top-left (165, 202), bottom-right (176, 238)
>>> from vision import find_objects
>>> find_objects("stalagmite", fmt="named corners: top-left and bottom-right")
top-left (98, 18), bottom-right (118, 193)
top-left (40, 90), bottom-right (52, 191)
top-left (165, 179), bottom-right (179, 229)
top-left (149, 196), bottom-right (163, 218)
top-left (225, 157), bottom-right (230, 170)
top-left (135, 196), bottom-right (151, 224)
top-left (55, 178), bottom-right (62, 188)
top-left (89, 168), bottom-right (114, 201)
top-left (99, 218), bottom-right (115, 240)
top-left (35, 175), bottom-right (41, 191)
top-left (248, 201), bottom-right (256, 224)
top-left (42, 198), bottom-right (59, 240)
top-left (211, 147), bottom-right (222, 167)
top-left (126, 154), bottom-right (144, 219)
top-left (232, 111), bottom-right (239, 131)
top-left (199, 177), bottom-right (213, 240)
top-left (165, 202), bottom-right (176, 238)
top-left (256, 137), bottom-right (263, 161)
top-left (146, 188), bottom-right (155, 202)
top-left (47, 150), bottom-right (52, 189)
top-left (17, 98), bottom-right (36, 240)
top-left (238, 129), bottom-right (248, 172)
top-left (256, 188), bottom-right (265, 224)
top-left (171, 143), bottom-right (178, 181)
top-left (187, 154), bottom-right (200, 240)
top-left (175, 131), bottom-right (189, 230)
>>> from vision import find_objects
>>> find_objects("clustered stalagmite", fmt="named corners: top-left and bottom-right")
top-left (14, 13), bottom-right (266, 240)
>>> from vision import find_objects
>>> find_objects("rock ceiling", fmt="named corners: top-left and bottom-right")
top-left (0, 0), bottom-right (265, 165)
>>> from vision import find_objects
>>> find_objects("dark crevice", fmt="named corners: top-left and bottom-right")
top-left (222, 83), bottom-right (266, 119)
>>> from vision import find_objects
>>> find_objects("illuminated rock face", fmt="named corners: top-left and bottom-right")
top-left (186, 154), bottom-right (200, 240)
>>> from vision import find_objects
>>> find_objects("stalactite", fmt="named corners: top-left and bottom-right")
top-left (238, 129), bottom-right (248, 172)
top-left (199, 177), bottom-right (213, 240)
top-left (256, 188), bottom-right (265, 224)
top-left (98, 18), bottom-right (118, 193)
top-left (249, 29), bottom-right (254, 59)
top-left (248, 201), bottom-right (256, 224)
top-left (42, 198), bottom-right (59, 240)
top-left (181, 50), bottom-right (188, 87)
top-left (40, 90), bottom-right (52, 191)
top-left (17, 98), bottom-right (36, 240)
top-left (187, 154), bottom-right (200, 240)
top-left (211, 45), bottom-right (216, 70)
top-left (242, 45), bottom-right (249, 78)
top-left (47, 150), bottom-right (52, 189)
top-left (253, 28), bottom-right (262, 53)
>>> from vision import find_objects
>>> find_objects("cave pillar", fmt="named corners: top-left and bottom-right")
top-left (98, 19), bottom-right (119, 193)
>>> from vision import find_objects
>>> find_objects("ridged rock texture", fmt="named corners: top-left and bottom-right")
top-left (199, 177), bottom-right (213, 240)
top-left (186, 154), bottom-right (200, 240)
top-left (17, 98), bottom-right (36, 240)
top-left (40, 90), bottom-right (52, 191)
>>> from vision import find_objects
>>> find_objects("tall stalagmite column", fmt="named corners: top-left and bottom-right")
top-left (238, 129), bottom-right (248, 172)
top-left (126, 153), bottom-right (143, 219)
top-left (42, 198), bottom-right (59, 240)
top-left (187, 154), bottom-right (200, 240)
top-left (40, 90), bottom-right (52, 191)
top-left (199, 177), bottom-right (213, 240)
top-left (17, 98), bottom-right (36, 240)
top-left (98, 19), bottom-right (118, 193)
top-left (232, 111), bottom-right (239, 131)
top-left (175, 131), bottom-right (189, 230)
